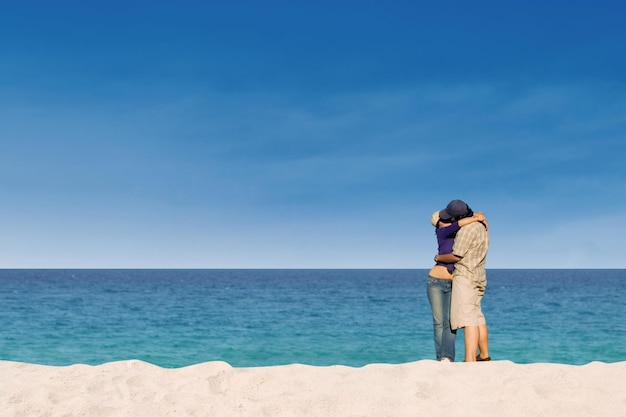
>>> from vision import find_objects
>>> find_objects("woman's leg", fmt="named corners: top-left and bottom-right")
top-left (439, 279), bottom-right (456, 361)
top-left (427, 276), bottom-right (455, 361)
top-left (426, 277), bottom-right (445, 360)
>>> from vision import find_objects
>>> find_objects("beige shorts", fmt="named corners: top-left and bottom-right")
top-left (450, 275), bottom-right (486, 330)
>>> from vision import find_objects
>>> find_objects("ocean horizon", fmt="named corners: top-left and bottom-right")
top-left (2, 269), bottom-right (625, 368)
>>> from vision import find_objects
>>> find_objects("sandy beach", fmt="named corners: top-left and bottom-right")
top-left (2, 359), bottom-right (625, 417)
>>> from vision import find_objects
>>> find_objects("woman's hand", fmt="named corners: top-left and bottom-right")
top-left (475, 212), bottom-right (488, 230)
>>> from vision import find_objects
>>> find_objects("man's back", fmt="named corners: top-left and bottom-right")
top-left (452, 222), bottom-right (489, 284)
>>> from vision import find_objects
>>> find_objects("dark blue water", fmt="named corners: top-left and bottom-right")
top-left (1, 269), bottom-right (624, 367)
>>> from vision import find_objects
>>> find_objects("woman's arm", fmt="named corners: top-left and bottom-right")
top-left (458, 211), bottom-right (488, 230)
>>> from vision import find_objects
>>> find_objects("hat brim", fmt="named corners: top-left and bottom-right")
top-left (438, 209), bottom-right (454, 221)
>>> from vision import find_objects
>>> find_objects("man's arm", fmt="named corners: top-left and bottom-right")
top-left (435, 253), bottom-right (462, 263)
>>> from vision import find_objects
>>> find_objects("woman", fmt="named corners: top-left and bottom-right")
top-left (427, 207), bottom-right (486, 361)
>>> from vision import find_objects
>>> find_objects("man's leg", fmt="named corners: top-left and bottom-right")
top-left (464, 326), bottom-right (479, 362)
top-left (477, 323), bottom-right (489, 359)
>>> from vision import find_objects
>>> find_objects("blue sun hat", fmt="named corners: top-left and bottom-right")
top-left (438, 199), bottom-right (470, 221)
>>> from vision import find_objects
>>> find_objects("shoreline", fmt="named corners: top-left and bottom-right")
top-left (2, 359), bottom-right (625, 416)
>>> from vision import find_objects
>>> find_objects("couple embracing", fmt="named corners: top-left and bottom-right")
top-left (427, 199), bottom-right (490, 362)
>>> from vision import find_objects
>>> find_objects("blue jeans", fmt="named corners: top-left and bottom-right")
top-left (426, 276), bottom-right (456, 361)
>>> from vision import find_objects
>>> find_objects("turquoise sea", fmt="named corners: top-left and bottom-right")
top-left (1, 269), bottom-right (625, 367)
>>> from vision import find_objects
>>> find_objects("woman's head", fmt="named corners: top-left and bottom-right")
top-left (431, 211), bottom-right (441, 227)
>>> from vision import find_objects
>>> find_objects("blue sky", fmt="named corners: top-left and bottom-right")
top-left (1, 1), bottom-right (625, 268)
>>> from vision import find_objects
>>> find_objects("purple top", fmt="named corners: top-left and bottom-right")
top-left (435, 221), bottom-right (461, 273)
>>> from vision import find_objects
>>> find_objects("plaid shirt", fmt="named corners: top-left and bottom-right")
top-left (452, 222), bottom-right (489, 286)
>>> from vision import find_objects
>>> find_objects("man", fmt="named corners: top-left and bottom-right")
top-left (434, 199), bottom-right (490, 362)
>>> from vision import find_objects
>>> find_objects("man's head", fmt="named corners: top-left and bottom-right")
top-left (438, 199), bottom-right (472, 222)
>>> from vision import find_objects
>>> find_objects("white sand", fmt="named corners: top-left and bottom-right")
top-left (1, 360), bottom-right (625, 417)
